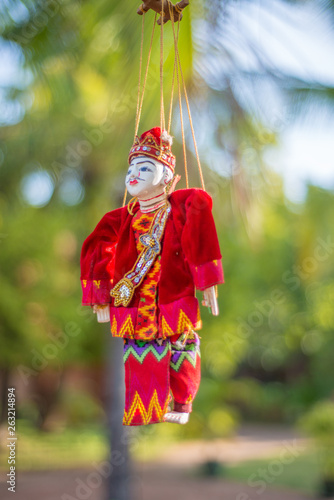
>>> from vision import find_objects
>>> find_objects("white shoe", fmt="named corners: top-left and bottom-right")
top-left (163, 411), bottom-right (189, 424)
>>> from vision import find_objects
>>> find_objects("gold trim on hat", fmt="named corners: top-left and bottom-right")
top-left (128, 132), bottom-right (175, 170)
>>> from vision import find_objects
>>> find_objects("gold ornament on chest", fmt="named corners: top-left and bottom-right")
top-left (110, 202), bottom-right (171, 307)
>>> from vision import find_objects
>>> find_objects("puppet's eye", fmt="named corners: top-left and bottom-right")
top-left (139, 166), bottom-right (151, 172)
top-left (127, 168), bottom-right (132, 175)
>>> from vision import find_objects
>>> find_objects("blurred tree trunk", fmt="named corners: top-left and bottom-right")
top-left (105, 332), bottom-right (132, 500)
top-left (32, 367), bottom-right (63, 431)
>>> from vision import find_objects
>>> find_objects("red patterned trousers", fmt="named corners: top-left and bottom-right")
top-left (122, 331), bottom-right (201, 426)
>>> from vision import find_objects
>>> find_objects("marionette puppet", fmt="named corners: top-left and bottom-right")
top-left (80, 1), bottom-right (224, 426)
top-left (80, 127), bottom-right (224, 425)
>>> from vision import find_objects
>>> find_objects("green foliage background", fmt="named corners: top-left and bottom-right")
top-left (0, 0), bottom-right (334, 446)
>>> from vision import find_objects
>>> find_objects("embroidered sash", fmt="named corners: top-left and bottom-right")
top-left (110, 201), bottom-right (171, 307)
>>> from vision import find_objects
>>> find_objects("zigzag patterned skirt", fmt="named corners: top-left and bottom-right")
top-left (123, 331), bottom-right (201, 426)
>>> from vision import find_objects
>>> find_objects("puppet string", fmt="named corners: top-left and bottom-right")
top-left (134, 12), bottom-right (158, 138)
top-left (170, 9), bottom-right (188, 189)
top-left (167, 2), bottom-right (180, 134)
top-left (170, 6), bottom-right (206, 191)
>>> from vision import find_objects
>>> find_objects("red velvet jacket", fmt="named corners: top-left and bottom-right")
top-left (80, 188), bottom-right (224, 337)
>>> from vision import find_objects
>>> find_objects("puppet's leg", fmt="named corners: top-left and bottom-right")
top-left (122, 338), bottom-right (171, 426)
top-left (164, 331), bottom-right (201, 423)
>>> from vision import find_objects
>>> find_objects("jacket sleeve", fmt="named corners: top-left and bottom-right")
top-left (80, 208), bottom-right (123, 305)
top-left (181, 189), bottom-right (224, 291)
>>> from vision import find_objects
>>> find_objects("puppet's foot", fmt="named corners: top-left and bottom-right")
top-left (163, 411), bottom-right (189, 424)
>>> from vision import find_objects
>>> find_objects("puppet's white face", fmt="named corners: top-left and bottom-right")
top-left (125, 156), bottom-right (165, 198)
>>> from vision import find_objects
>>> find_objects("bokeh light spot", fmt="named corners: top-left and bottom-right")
top-left (59, 174), bottom-right (84, 205)
top-left (21, 170), bottom-right (54, 207)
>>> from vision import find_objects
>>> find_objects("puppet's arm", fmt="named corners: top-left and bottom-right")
top-left (80, 208), bottom-right (123, 318)
top-left (181, 189), bottom-right (224, 314)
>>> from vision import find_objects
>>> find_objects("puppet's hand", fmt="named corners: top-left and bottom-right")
top-left (202, 286), bottom-right (219, 316)
top-left (92, 304), bottom-right (110, 323)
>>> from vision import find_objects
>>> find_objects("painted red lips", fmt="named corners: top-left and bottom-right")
top-left (129, 179), bottom-right (139, 185)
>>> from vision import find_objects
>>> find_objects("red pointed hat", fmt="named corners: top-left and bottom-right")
top-left (129, 127), bottom-right (176, 172)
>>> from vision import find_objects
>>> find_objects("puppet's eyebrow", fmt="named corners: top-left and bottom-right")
top-left (132, 160), bottom-right (155, 167)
